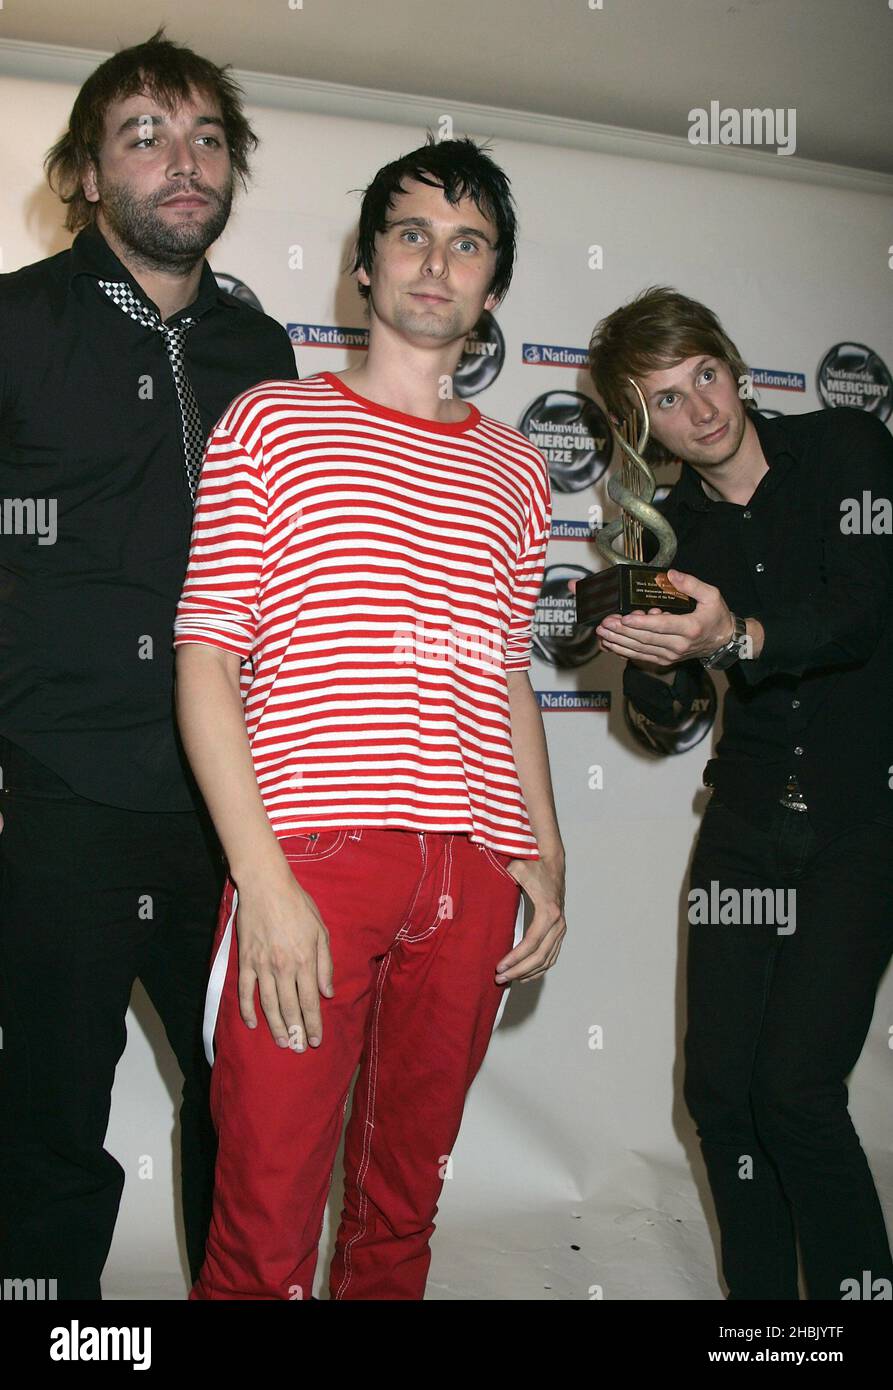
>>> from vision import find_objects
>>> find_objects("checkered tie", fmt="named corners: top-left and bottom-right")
top-left (98, 279), bottom-right (206, 501)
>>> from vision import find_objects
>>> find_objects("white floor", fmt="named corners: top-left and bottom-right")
top-left (103, 1182), bottom-right (727, 1301)
top-left (98, 983), bottom-right (893, 1302)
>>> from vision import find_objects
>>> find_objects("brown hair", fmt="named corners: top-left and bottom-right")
top-left (348, 133), bottom-right (518, 305)
top-left (588, 286), bottom-right (752, 462)
top-left (44, 26), bottom-right (258, 232)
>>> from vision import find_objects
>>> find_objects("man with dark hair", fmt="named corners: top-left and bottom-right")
top-left (0, 29), bottom-right (297, 1299)
top-left (348, 133), bottom-right (518, 308)
top-left (586, 286), bottom-right (893, 1300)
top-left (174, 135), bottom-right (566, 1300)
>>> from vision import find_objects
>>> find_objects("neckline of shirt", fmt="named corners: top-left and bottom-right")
top-left (319, 370), bottom-right (481, 435)
top-left (679, 412), bottom-right (797, 512)
top-left (70, 225), bottom-right (225, 324)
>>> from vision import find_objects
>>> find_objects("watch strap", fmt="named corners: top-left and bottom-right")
top-left (700, 614), bottom-right (747, 669)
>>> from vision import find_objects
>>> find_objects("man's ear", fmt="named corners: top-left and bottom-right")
top-left (82, 161), bottom-right (100, 205)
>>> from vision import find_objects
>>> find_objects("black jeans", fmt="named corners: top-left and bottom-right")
top-left (0, 735), bottom-right (224, 1299)
top-left (685, 793), bottom-right (893, 1300)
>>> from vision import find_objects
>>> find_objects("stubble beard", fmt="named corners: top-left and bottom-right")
top-left (97, 173), bottom-right (233, 274)
top-left (685, 405), bottom-right (748, 469)
top-left (391, 297), bottom-right (469, 344)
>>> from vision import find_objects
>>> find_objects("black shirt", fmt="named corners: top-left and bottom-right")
top-left (0, 223), bottom-right (298, 811)
top-left (623, 407), bottom-right (893, 843)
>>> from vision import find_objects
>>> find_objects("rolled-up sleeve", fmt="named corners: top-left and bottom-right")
top-left (505, 453), bottom-right (552, 672)
top-left (173, 424), bottom-right (267, 660)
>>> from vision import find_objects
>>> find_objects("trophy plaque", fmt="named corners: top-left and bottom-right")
top-left (575, 378), bottom-right (696, 629)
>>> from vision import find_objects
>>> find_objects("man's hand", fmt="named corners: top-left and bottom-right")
top-left (494, 853), bottom-right (566, 984)
top-left (234, 864), bottom-right (334, 1052)
top-left (594, 569), bottom-right (735, 666)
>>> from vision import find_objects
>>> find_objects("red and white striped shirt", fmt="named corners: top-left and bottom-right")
top-left (173, 370), bottom-right (552, 857)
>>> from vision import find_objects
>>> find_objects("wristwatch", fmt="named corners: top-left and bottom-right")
top-left (700, 613), bottom-right (748, 670)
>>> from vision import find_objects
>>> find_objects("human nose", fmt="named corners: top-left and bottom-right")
top-left (165, 134), bottom-right (201, 182)
top-left (689, 390), bottom-right (718, 426)
top-left (419, 238), bottom-right (449, 279)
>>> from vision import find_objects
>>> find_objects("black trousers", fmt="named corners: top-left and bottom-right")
top-left (0, 735), bottom-right (224, 1299)
top-left (685, 793), bottom-right (893, 1300)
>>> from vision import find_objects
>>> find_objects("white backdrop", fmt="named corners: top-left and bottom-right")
top-left (2, 68), bottom-right (892, 1300)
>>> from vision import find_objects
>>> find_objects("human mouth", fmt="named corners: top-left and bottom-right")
top-left (410, 292), bottom-right (450, 303)
top-left (161, 195), bottom-right (208, 208)
top-left (696, 421), bottom-right (728, 445)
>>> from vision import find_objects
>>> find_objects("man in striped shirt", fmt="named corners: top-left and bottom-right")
top-left (174, 136), bottom-right (566, 1300)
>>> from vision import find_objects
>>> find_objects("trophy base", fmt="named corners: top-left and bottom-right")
top-left (575, 563), bottom-right (696, 629)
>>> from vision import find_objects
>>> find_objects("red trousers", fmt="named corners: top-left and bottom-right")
top-left (190, 827), bottom-right (524, 1300)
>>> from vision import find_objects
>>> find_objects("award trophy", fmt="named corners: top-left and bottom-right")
top-left (575, 378), bottom-right (695, 628)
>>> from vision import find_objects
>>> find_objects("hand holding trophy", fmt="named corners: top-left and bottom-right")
top-left (574, 377), bottom-right (695, 628)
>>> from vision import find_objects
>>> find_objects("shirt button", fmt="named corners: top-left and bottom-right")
top-left (791, 699), bottom-right (800, 709)
top-left (755, 562), bottom-right (765, 573)
top-left (794, 745), bottom-right (804, 756)
top-left (742, 510), bottom-right (752, 519)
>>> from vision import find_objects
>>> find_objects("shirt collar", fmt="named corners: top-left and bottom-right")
top-left (675, 408), bottom-right (799, 511)
top-left (69, 221), bottom-right (229, 324)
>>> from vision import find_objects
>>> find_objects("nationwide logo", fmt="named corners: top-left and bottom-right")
top-left (550, 519), bottom-right (599, 540)
top-left (749, 367), bottom-right (805, 392)
top-left (537, 691), bottom-right (610, 711)
top-left (519, 392), bottom-right (613, 492)
top-left (523, 343), bottom-right (588, 368)
top-left (533, 564), bottom-right (600, 669)
top-left (817, 343), bottom-right (892, 422)
top-left (287, 323), bottom-right (369, 349)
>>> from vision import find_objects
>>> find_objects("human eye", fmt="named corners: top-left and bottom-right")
top-left (699, 364), bottom-right (717, 385)
top-left (401, 229), bottom-right (424, 244)
top-left (196, 135), bottom-right (222, 147)
top-left (657, 393), bottom-right (677, 409)
top-left (456, 238), bottom-right (478, 253)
